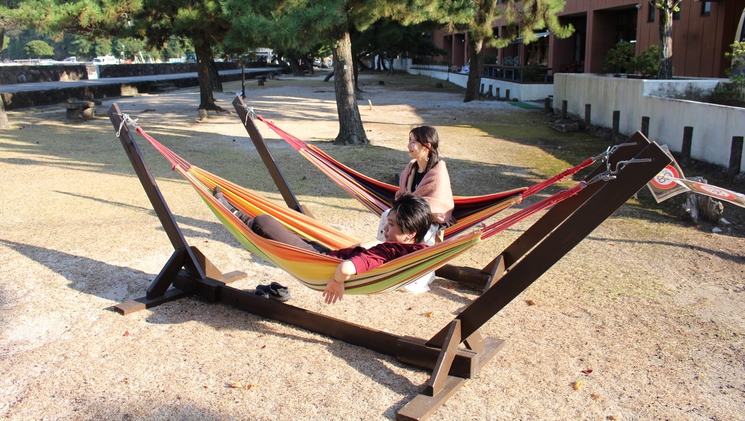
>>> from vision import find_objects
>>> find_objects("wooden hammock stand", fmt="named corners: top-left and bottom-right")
top-left (109, 100), bottom-right (670, 421)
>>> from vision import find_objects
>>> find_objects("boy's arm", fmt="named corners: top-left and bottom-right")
top-left (322, 260), bottom-right (356, 304)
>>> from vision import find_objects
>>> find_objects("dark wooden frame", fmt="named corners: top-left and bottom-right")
top-left (111, 101), bottom-right (670, 421)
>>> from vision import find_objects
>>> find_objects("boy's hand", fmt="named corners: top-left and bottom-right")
top-left (322, 279), bottom-right (345, 304)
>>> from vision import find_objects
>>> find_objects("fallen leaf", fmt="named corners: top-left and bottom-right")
top-left (245, 383), bottom-right (259, 390)
top-left (573, 380), bottom-right (582, 390)
top-left (424, 311), bottom-right (433, 318)
top-left (229, 382), bottom-right (243, 389)
top-left (447, 284), bottom-right (454, 290)
top-left (406, 307), bottom-right (412, 311)
top-left (526, 299), bottom-right (536, 306)
top-left (123, 331), bottom-right (129, 337)
top-left (607, 416), bottom-right (617, 420)
top-left (260, 345), bottom-right (266, 350)
top-left (582, 369), bottom-right (593, 374)
top-left (591, 393), bottom-right (604, 401)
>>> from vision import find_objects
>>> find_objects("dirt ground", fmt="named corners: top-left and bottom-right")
top-left (1, 72), bottom-right (743, 421)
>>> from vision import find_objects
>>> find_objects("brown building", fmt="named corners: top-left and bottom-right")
top-left (433, 0), bottom-right (745, 79)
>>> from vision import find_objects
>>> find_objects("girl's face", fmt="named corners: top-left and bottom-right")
top-left (382, 210), bottom-right (413, 243)
top-left (407, 133), bottom-right (429, 161)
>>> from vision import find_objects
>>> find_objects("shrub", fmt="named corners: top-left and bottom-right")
top-left (724, 41), bottom-right (745, 101)
top-left (628, 45), bottom-right (659, 78)
top-left (518, 62), bottom-right (542, 82)
top-left (603, 41), bottom-right (634, 74)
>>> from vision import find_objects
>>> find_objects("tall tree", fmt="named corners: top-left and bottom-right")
top-left (227, 0), bottom-right (470, 145)
top-left (462, 0), bottom-right (573, 102)
top-left (653, 0), bottom-right (681, 79)
top-left (135, 0), bottom-right (232, 110)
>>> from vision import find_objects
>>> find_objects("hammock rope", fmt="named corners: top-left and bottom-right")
top-left (247, 110), bottom-right (616, 238)
top-left (116, 114), bottom-right (602, 294)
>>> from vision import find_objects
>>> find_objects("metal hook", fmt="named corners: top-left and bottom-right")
top-left (240, 104), bottom-right (256, 127)
top-left (115, 113), bottom-right (139, 137)
top-left (586, 157), bottom-right (653, 185)
top-left (590, 141), bottom-right (639, 164)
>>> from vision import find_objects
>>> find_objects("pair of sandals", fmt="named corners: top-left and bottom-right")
top-left (254, 282), bottom-right (291, 302)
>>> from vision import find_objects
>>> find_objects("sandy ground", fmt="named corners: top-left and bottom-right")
top-left (1, 72), bottom-right (744, 421)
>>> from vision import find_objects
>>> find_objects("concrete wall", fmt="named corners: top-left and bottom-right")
top-left (553, 73), bottom-right (745, 170)
top-left (398, 59), bottom-right (554, 102)
top-left (0, 64), bottom-right (88, 84)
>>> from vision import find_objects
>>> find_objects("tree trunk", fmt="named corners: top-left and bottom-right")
top-left (208, 59), bottom-right (222, 92)
top-left (657, 1), bottom-right (677, 79)
top-left (464, 37), bottom-right (484, 102)
top-left (302, 57), bottom-right (314, 76)
top-left (193, 36), bottom-right (220, 111)
top-left (0, 97), bottom-right (10, 129)
top-left (287, 55), bottom-right (304, 76)
top-left (386, 58), bottom-right (395, 76)
top-left (332, 30), bottom-right (368, 145)
top-left (0, 28), bottom-right (5, 61)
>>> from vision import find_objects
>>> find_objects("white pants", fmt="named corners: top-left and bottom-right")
top-left (377, 209), bottom-right (439, 293)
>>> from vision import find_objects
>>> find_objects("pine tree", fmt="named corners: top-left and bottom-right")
top-left (462, 0), bottom-right (573, 102)
top-left (136, 0), bottom-right (232, 110)
top-left (654, 0), bottom-right (681, 80)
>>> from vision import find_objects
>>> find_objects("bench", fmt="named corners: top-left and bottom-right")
top-left (149, 83), bottom-right (178, 94)
top-left (61, 100), bottom-right (102, 120)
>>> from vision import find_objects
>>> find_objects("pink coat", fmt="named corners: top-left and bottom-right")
top-left (396, 160), bottom-right (455, 225)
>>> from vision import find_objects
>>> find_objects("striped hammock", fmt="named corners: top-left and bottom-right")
top-left (252, 114), bottom-right (596, 238)
top-left (128, 121), bottom-right (586, 294)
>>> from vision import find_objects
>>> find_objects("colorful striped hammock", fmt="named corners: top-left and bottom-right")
top-left (126, 119), bottom-right (586, 294)
top-left (250, 113), bottom-right (597, 238)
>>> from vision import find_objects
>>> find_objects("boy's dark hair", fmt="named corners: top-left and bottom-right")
top-left (391, 193), bottom-right (433, 243)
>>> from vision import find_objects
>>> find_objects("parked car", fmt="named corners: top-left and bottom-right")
top-left (92, 56), bottom-right (119, 65)
top-left (62, 57), bottom-right (77, 62)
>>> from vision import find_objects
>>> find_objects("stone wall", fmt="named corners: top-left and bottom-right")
top-left (0, 65), bottom-right (89, 84)
top-left (1, 71), bottom-right (247, 110)
top-left (96, 61), bottom-right (246, 78)
top-left (0, 61), bottom-right (259, 84)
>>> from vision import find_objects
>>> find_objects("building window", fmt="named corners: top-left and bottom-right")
top-left (673, 4), bottom-right (681, 20)
top-left (701, 2), bottom-right (711, 17)
top-left (647, 2), bottom-right (655, 22)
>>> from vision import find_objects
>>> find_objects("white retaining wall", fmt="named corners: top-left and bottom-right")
top-left (552, 74), bottom-right (745, 170)
top-left (393, 58), bottom-right (554, 102)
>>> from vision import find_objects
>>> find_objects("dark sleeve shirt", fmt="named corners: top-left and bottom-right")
top-left (328, 242), bottom-right (427, 274)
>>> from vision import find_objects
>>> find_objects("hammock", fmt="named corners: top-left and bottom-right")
top-left (251, 113), bottom-right (597, 238)
top-left (122, 118), bottom-right (586, 295)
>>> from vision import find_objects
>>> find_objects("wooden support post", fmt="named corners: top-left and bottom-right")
top-left (241, 65), bottom-right (246, 99)
top-left (682, 126), bottom-right (693, 160)
top-left (424, 320), bottom-right (461, 396)
top-left (584, 104), bottom-right (591, 126)
top-left (561, 100), bottom-right (568, 119)
top-left (505, 89), bottom-right (510, 101)
top-left (480, 83), bottom-right (484, 94)
top-left (232, 96), bottom-right (305, 214)
top-left (495, 87), bottom-right (500, 100)
top-left (641, 116), bottom-right (650, 137)
top-left (612, 110), bottom-right (620, 141)
top-left (488, 84), bottom-right (493, 97)
top-left (729, 136), bottom-right (744, 178)
top-left (544, 97), bottom-right (551, 112)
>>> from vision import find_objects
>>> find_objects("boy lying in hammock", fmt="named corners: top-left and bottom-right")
top-left (214, 188), bottom-right (433, 304)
